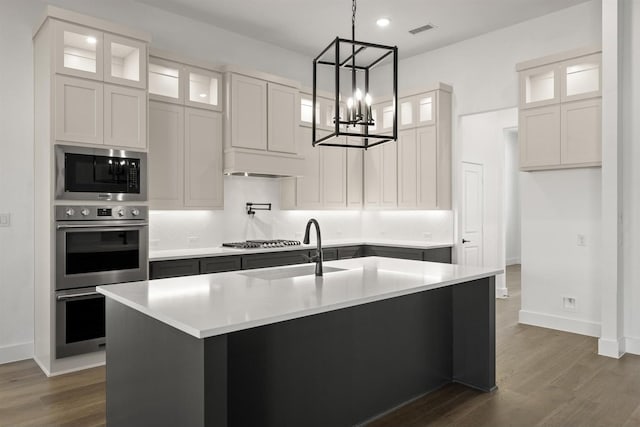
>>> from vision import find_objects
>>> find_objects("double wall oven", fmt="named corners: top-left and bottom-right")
top-left (54, 145), bottom-right (149, 358)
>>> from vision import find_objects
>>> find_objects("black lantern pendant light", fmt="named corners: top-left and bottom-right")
top-left (312, 0), bottom-right (398, 149)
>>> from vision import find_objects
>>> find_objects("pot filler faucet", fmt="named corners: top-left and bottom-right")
top-left (303, 218), bottom-right (323, 276)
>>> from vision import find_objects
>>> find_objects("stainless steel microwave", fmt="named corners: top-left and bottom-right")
top-left (55, 145), bottom-right (147, 201)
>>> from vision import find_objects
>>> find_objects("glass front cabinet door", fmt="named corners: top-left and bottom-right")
top-left (149, 57), bottom-right (184, 104)
top-left (104, 33), bottom-right (147, 89)
top-left (185, 66), bottom-right (222, 111)
top-left (519, 63), bottom-right (559, 109)
top-left (54, 21), bottom-right (104, 81)
top-left (561, 53), bottom-right (601, 102)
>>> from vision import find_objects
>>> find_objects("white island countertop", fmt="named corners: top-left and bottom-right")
top-left (98, 257), bottom-right (501, 339)
top-left (149, 239), bottom-right (454, 261)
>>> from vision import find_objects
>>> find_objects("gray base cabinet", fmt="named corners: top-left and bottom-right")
top-left (149, 245), bottom-right (452, 279)
top-left (105, 276), bottom-right (495, 426)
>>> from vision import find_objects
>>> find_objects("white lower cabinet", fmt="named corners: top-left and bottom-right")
top-left (149, 101), bottom-right (223, 209)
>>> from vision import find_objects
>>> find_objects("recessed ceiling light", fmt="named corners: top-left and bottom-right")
top-left (199, 93), bottom-right (207, 98)
top-left (376, 17), bottom-right (391, 27)
top-left (86, 36), bottom-right (97, 45)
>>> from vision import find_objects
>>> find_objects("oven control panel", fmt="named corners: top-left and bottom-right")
top-left (55, 206), bottom-right (148, 221)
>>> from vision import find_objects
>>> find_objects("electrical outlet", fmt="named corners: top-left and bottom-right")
top-left (295, 231), bottom-right (303, 239)
top-left (577, 234), bottom-right (586, 247)
top-left (149, 239), bottom-right (160, 249)
top-left (0, 213), bottom-right (10, 227)
top-left (380, 230), bottom-right (387, 237)
top-left (188, 236), bottom-right (200, 247)
top-left (422, 232), bottom-right (432, 241)
top-left (337, 230), bottom-right (343, 237)
top-left (562, 296), bottom-right (577, 311)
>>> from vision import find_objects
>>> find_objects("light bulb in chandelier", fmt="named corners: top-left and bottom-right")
top-left (365, 93), bottom-right (373, 123)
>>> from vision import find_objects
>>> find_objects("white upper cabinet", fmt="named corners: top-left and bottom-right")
top-left (54, 20), bottom-right (146, 90)
top-left (300, 95), bottom-right (319, 127)
top-left (184, 108), bottom-right (223, 208)
top-left (561, 53), bottom-right (601, 102)
top-left (54, 21), bottom-right (104, 81)
top-left (268, 83), bottom-right (298, 153)
top-left (104, 33), bottom-right (146, 89)
top-left (230, 74), bottom-right (268, 150)
top-left (104, 84), bottom-right (147, 149)
top-left (517, 47), bottom-right (602, 171)
top-left (398, 92), bottom-right (437, 130)
top-left (346, 138), bottom-right (364, 209)
top-left (55, 75), bottom-right (103, 144)
top-left (416, 92), bottom-right (437, 126)
top-left (149, 57), bottom-right (183, 103)
top-left (519, 63), bottom-right (559, 109)
top-left (185, 66), bottom-right (222, 111)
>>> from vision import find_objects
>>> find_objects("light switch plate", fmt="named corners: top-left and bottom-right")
top-left (0, 213), bottom-right (10, 227)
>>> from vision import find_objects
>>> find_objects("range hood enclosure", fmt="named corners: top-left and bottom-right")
top-left (223, 149), bottom-right (304, 178)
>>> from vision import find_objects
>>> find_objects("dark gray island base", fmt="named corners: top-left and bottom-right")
top-left (105, 276), bottom-right (495, 427)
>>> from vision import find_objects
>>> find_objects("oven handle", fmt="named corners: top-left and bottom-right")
top-left (56, 291), bottom-right (101, 301)
top-left (56, 222), bottom-right (148, 230)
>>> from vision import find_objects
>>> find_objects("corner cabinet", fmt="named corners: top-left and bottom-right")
top-left (517, 47), bottom-right (602, 171)
top-left (223, 68), bottom-right (303, 176)
top-left (365, 84), bottom-right (452, 210)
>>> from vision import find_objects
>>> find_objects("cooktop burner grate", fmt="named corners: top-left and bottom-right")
top-left (222, 240), bottom-right (302, 249)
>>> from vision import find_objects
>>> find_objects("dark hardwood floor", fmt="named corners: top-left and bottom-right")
top-left (1, 265), bottom-right (639, 426)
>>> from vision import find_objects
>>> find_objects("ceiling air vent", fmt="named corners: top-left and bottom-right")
top-left (409, 23), bottom-right (436, 35)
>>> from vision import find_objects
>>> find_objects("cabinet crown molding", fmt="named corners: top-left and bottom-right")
top-left (34, 5), bottom-right (152, 43)
top-left (516, 45), bottom-right (602, 72)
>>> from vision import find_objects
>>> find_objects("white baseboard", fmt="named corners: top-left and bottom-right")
top-left (625, 337), bottom-right (640, 356)
top-left (0, 342), bottom-right (34, 365)
top-left (518, 310), bottom-right (600, 337)
top-left (506, 257), bottom-right (521, 266)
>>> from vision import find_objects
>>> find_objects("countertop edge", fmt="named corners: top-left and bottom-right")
top-left (97, 265), bottom-right (502, 339)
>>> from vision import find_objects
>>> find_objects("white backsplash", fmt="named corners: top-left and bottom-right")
top-left (149, 176), bottom-right (454, 250)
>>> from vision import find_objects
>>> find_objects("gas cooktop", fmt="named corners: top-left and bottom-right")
top-left (222, 240), bottom-right (302, 249)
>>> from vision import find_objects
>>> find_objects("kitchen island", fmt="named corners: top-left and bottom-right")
top-left (98, 257), bottom-right (501, 427)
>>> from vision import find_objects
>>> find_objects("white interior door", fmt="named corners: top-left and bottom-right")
top-left (461, 162), bottom-right (484, 266)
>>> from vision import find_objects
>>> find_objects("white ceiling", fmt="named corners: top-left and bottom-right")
top-left (135, 0), bottom-right (592, 58)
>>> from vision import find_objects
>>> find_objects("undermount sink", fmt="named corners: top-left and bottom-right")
top-left (240, 265), bottom-right (347, 280)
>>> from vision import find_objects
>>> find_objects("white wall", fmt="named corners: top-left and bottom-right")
top-left (505, 130), bottom-right (521, 265)
top-left (520, 169), bottom-right (602, 336)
